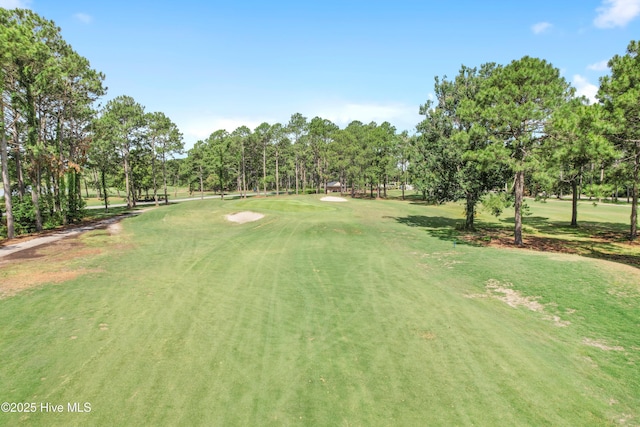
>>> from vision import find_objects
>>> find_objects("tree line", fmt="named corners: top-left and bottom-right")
top-left (0, 9), bottom-right (184, 238)
top-left (411, 43), bottom-right (639, 244)
top-left (181, 116), bottom-right (408, 201)
top-left (1, 8), bottom-right (639, 244)
top-left (177, 42), bottom-right (639, 244)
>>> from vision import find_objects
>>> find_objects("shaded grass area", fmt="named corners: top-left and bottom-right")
top-left (392, 198), bottom-right (640, 268)
top-left (0, 195), bottom-right (638, 426)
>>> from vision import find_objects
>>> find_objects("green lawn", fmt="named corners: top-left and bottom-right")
top-left (81, 186), bottom-right (222, 207)
top-left (0, 196), bottom-right (638, 426)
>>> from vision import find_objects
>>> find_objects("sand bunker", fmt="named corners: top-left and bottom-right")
top-left (320, 196), bottom-right (347, 202)
top-left (225, 211), bottom-right (264, 224)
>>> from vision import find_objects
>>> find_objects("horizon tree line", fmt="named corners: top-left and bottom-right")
top-left (1, 8), bottom-right (639, 243)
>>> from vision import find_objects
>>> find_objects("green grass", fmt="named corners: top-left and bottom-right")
top-left (1, 195), bottom-right (638, 426)
top-left (81, 186), bottom-right (222, 207)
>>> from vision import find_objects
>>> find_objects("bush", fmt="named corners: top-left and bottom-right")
top-left (12, 197), bottom-right (37, 235)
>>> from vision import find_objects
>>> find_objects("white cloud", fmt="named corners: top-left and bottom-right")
top-left (572, 75), bottom-right (599, 103)
top-left (0, 0), bottom-right (31, 8)
top-left (594, 0), bottom-right (640, 28)
top-left (74, 13), bottom-right (93, 24)
top-left (315, 102), bottom-right (419, 130)
top-left (587, 60), bottom-right (609, 71)
top-left (175, 102), bottom-right (420, 150)
top-left (531, 22), bottom-right (553, 34)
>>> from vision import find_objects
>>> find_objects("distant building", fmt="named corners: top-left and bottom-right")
top-left (326, 181), bottom-right (342, 192)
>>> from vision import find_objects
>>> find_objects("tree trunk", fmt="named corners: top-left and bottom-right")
top-left (92, 168), bottom-right (101, 198)
top-left (275, 151), bottom-right (279, 197)
top-left (55, 172), bottom-right (65, 225)
top-left (630, 150), bottom-right (639, 241)
top-left (514, 170), bottom-right (524, 246)
top-left (101, 168), bottom-right (109, 211)
top-left (242, 144), bottom-right (247, 198)
top-left (162, 153), bottom-right (169, 205)
top-left (295, 159), bottom-right (299, 195)
top-left (123, 148), bottom-right (132, 208)
top-left (0, 109), bottom-right (14, 238)
top-left (383, 174), bottom-right (388, 198)
top-left (83, 176), bottom-right (89, 198)
top-left (30, 162), bottom-right (43, 231)
top-left (465, 193), bottom-right (476, 231)
top-left (571, 179), bottom-right (578, 227)
top-left (11, 112), bottom-right (25, 198)
top-left (199, 165), bottom-right (204, 200)
top-left (263, 145), bottom-right (267, 196)
top-left (151, 139), bottom-right (158, 206)
top-left (578, 172), bottom-right (582, 201)
top-left (402, 165), bottom-right (408, 201)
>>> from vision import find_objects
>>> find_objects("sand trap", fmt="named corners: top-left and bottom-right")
top-left (320, 196), bottom-right (347, 202)
top-left (225, 211), bottom-right (264, 224)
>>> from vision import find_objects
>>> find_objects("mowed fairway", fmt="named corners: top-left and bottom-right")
top-left (1, 196), bottom-right (639, 426)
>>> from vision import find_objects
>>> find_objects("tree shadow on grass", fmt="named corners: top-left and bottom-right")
top-left (393, 214), bottom-right (640, 269)
top-left (501, 216), bottom-right (631, 241)
top-left (391, 215), bottom-right (486, 247)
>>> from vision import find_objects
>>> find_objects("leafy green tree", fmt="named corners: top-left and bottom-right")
top-left (396, 131), bottom-right (412, 200)
top-left (270, 123), bottom-right (289, 196)
top-left (598, 40), bottom-right (640, 240)
top-left (412, 99), bottom-right (460, 203)
top-left (546, 99), bottom-right (616, 226)
top-left (254, 122), bottom-right (273, 196)
top-left (146, 112), bottom-right (183, 205)
top-left (287, 113), bottom-right (308, 194)
top-left (369, 121), bottom-right (397, 198)
top-left (414, 64), bottom-right (504, 229)
top-left (99, 96), bottom-right (146, 208)
top-left (206, 130), bottom-right (235, 199)
top-left (89, 116), bottom-right (119, 211)
top-left (0, 9), bottom-right (15, 237)
top-left (343, 120), bottom-right (370, 196)
top-left (230, 126), bottom-right (251, 197)
top-left (1, 8), bottom-right (104, 234)
top-left (476, 57), bottom-right (572, 245)
top-left (308, 117), bottom-right (337, 194)
top-left (187, 139), bottom-right (210, 199)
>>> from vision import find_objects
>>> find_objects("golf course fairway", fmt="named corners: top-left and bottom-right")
top-left (0, 196), bottom-right (638, 426)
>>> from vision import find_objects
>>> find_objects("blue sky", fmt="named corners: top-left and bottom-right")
top-left (2, 0), bottom-right (640, 149)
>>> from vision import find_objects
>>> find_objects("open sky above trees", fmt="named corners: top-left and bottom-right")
top-left (1, 0), bottom-right (639, 150)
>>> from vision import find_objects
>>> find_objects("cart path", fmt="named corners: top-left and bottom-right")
top-left (0, 211), bottom-right (148, 259)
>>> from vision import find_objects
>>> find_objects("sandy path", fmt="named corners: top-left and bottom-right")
top-left (0, 210), bottom-right (149, 259)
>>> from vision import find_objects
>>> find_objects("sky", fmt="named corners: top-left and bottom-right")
top-left (2, 0), bottom-right (640, 150)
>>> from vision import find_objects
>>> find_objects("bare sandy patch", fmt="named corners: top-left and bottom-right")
top-left (225, 211), bottom-right (264, 224)
top-left (0, 270), bottom-right (91, 299)
top-left (320, 196), bottom-right (347, 202)
top-left (0, 233), bottom-right (114, 298)
top-left (108, 222), bottom-right (123, 235)
top-left (467, 279), bottom-right (572, 327)
top-left (582, 338), bottom-right (625, 351)
top-left (485, 279), bottom-right (545, 312)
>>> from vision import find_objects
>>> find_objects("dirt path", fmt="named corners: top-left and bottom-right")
top-left (0, 210), bottom-right (149, 260)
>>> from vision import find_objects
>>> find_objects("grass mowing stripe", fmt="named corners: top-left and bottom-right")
top-left (0, 196), bottom-right (637, 426)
